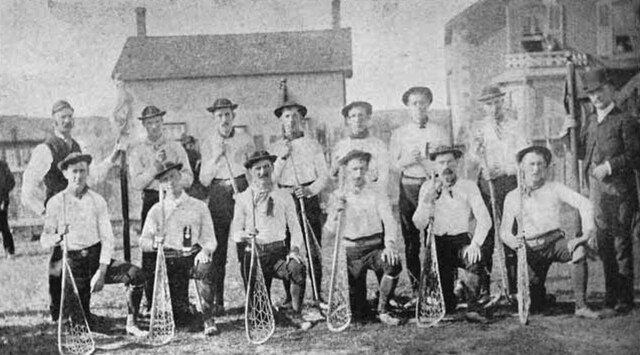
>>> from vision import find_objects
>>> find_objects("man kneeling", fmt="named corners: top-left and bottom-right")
top-left (501, 146), bottom-right (599, 318)
top-left (41, 153), bottom-right (146, 336)
top-left (140, 161), bottom-right (219, 335)
top-left (324, 150), bottom-right (402, 325)
top-left (230, 151), bottom-right (311, 330)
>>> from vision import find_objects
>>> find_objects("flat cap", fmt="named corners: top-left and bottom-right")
top-left (341, 101), bottom-right (373, 118)
top-left (402, 86), bottom-right (433, 106)
top-left (58, 152), bottom-right (92, 171)
top-left (429, 145), bottom-right (464, 161)
top-left (516, 145), bottom-right (552, 165)
top-left (52, 100), bottom-right (74, 115)
top-left (337, 149), bottom-right (372, 166)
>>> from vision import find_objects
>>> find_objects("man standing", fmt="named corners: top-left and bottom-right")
top-left (389, 86), bottom-right (450, 297)
top-left (139, 161), bottom-right (219, 335)
top-left (500, 146), bottom-right (600, 318)
top-left (0, 159), bottom-right (15, 258)
top-left (564, 69), bottom-right (640, 317)
top-left (22, 100), bottom-right (122, 320)
top-left (230, 150), bottom-right (310, 330)
top-left (331, 101), bottom-right (390, 195)
top-left (199, 98), bottom-right (255, 314)
top-left (412, 145), bottom-right (491, 321)
top-left (181, 134), bottom-right (207, 201)
top-left (324, 150), bottom-right (402, 325)
top-left (470, 85), bottom-right (528, 299)
top-left (270, 100), bottom-right (328, 303)
top-left (40, 153), bottom-right (146, 335)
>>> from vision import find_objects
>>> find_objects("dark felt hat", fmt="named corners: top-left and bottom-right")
top-left (206, 98), bottom-right (238, 114)
top-left (516, 145), bottom-right (552, 165)
top-left (58, 152), bottom-right (92, 171)
top-left (154, 161), bottom-right (183, 180)
top-left (341, 101), bottom-right (373, 118)
top-left (429, 145), bottom-right (464, 161)
top-left (180, 134), bottom-right (196, 145)
top-left (243, 150), bottom-right (278, 169)
top-left (337, 150), bottom-right (372, 166)
top-left (402, 86), bottom-right (433, 106)
top-left (138, 105), bottom-right (166, 121)
top-left (580, 69), bottom-right (612, 93)
top-left (477, 85), bottom-right (506, 102)
top-left (274, 100), bottom-right (308, 118)
top-left (52, 100), bottom-right (74, 115)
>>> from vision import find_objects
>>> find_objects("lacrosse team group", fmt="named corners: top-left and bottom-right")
top-left (22, 67), bottom-right (639, 343)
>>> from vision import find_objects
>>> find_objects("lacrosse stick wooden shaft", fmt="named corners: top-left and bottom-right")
top-left (223, 152), bottom-right (240, 195)
top-left (120, 151), bottom-right (131, 262)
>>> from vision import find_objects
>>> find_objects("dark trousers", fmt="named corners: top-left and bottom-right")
top-left (435, 233), bottom-right (483, 313)
top-left (142, 248), bottom-right (215, 323)
top-left (0, 204), bottom-right (14, 255)
top-left (140, 189), bottom-right (159, 309)
top-left (399, 178), bottom-right (425, 292)
top-left (524, 230), bottom-right (588, 311)
top-left (207, 175), bottom-right (248, 307)
top-left (477, 174), bottom-right (518, 294)
top-left (345, 236), bottom-right (402, 317)
top-left (55, 243), bottom-right (145, 321)
top-left (590, 178), bottom-right (636, 308)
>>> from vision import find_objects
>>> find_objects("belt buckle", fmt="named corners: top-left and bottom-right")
top-left (80, 249), bottom-right (89, 257)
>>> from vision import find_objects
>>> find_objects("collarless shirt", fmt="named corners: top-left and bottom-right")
top-left (199, 129), bottom-right (255, 184)
top-left (331, 136), bottom-right (390, 195)
top-left (389, 121), bottom-right (450, 177)
top-left (41, 188), bottom-right (114, 264)
top-left (414, 179), bottom-right (491, 246)
top-left (230, 186), bottom-right (304, 251)
top-left (471, 111), bottom-right (528, 176)
top-left (139, 191), bottom-right (217, 252)
top-left (271, 136), bottom-right (328, 196)
top-left (501, 181), bottom-right (594, 240)
top-left (129, 135), bottom-right (193, 191)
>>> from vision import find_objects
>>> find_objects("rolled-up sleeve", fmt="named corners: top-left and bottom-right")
top-left (96, 197), bottom-right (114, 265)
top-left (22, 144), bottom-right (52, 215)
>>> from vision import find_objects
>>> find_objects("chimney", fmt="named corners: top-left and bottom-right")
top-left (331, 0), bottom-right (340, 29)
top-left (135, 7), bottom-right (146, 37)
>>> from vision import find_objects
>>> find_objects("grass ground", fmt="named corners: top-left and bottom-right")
top-left (1, 227), bottom-right (640, 355)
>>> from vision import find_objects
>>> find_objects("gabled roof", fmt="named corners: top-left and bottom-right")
top-left (445, 0), bottom-right (506, 46)
top-left (112, 28), bottom-right (353, 81)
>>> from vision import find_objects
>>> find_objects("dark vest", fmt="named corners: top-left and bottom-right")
top-left (43, 135), bottom-right (81, 204)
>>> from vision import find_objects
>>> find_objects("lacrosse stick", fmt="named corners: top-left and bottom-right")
top-left (288, 152), bottom-right (322, 302)
top-left (479, 151), bottom-right (512, 308)
top-left (57, 193), bottom-right (95, 355)
top-left (244, 190), bottom-right (276, 344)
top-left (222, 149), bottom-right (240, 196)
top-left (147, 187), bottom-right (175, 345)
top-left (326, 167), bottom-right (352, 332)
top-left (515, 169), bottom-right (530, 325)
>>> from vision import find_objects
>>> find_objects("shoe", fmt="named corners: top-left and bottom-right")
top-left (288, 313), bottom-right (312, 331)
top-left (599, 307), bottom-right (617, 319)
top-left (465, 311), bottom-right (489, 323)
top-left (574, 307), bottom-right (600, 319)
top-left (614, 303), bottom-right (633, 315)
top-left (403, 298), bottom-right (418, 310)
top-left (378, 312), bottom-right (400, 326)
top-left (204, 319), bottom-right (219, 336)
top-left (126, 317), bottom-right (147, 337)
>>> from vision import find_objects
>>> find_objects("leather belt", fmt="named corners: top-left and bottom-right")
top-left (525, 229), bottom-right (564, 249)
top-left (344, 233), bottom-right (384, 248)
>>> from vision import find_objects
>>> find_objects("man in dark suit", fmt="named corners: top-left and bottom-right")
top-left (0, 159), bottom-right (15, 258)
top-left (564, 68), bottom-right (640, 317)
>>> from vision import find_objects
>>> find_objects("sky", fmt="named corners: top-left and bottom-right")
top-left (0, 0), bottom-right (477, 117)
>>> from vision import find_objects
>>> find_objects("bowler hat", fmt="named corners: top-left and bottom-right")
top-left (58, 152), bottom-right (92, 171)
top-left (516, 145), bottom-right (552, 165)
top-left (206, 98), bottom-right (238, 114)
top-left (52, 100), bottom-right (74, 115)
top-left (154, 161), bottom-right (183, 180)
top-left (580, 69), bottom-right (612, 93)
top-left (138, 105), bottom-right (166, 121)
top-left (341, 101), bottom-right (373, 118)
top-left (337, 150), bottom-right (372, 166)
top-left (429, 145), bottom-right (464, 161)
top-left (243, 150), bottom-right (278, 169)
top-left (477, 85), bottom-right (505, 102)
top-left (274, 100), bottom-right (308, 118)
top-left (402, 86), bottom-right (433, 106)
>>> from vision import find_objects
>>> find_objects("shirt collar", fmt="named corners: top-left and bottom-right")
top-left (146, 134), bottom-right (166, 146)
top-left (596, 102), bottom-right (615, 124)
top-left (64, 185), bottom-right (90, 199)
top-left (165, 191), bottom-right (188, 206)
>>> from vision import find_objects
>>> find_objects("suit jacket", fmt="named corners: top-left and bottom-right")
top-left (578, 106), bottom-right (640, 197)
top-left (0, 160), bottom-right (15, 203)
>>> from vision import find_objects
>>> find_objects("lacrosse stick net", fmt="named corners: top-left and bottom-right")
top-left (244, 239), bottom-right (276, 344)
top-left (58, 193), bottom-right (95, 355)
top-left (416, 220), bottom-right (446, 327)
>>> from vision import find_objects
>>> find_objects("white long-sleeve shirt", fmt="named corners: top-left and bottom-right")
top-left (139, 191), bottom-right (217, 253)
top-left (331, 136), bottom-right (390, 196)
top-left (129, 135), bottom-right (193, 191)
top-left (199, 129), bottom-right (255, 185)
top-left (413, 179), bottom-right (491, 246)
top-left (389, 121), bottom-right (450, 177)
top-left (470, 111), bottom-right (528, 176)
top-left (230, 186), bottom-right (304, 252)
top-left (270, 135), bottom-right (328, 197)
top-left (41, 188), bottom-right (114, 265)
top-left (501, 181), bottom-right (594, 246)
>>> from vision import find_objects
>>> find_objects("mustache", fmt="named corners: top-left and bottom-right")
top-left (442, 168), bottom-right (454, 175)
